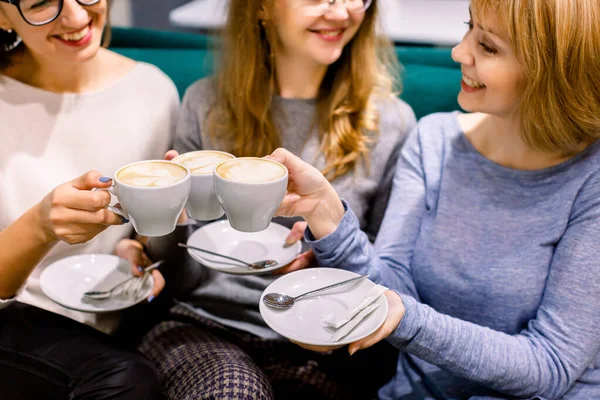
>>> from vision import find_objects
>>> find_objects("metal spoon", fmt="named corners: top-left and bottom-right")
top-left (177, 243), bottom-right (278, 270)
top-left (83, 260), bottom-right (163, 300)
top-left (263, 274), bottom-right (369, 310)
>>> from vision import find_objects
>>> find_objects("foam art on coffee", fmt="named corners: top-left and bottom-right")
top-left (176, 152), bottom-right (233, 175)
top-left (218, 159), bottom-right (285, 183)
top-left (118, 162), bottom-right (187, 187)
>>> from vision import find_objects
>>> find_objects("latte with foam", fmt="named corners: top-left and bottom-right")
top-left (173, 151), bottom-right (234, 175)
top-left (118, 161), bottom-right (187, 187)
top-left (216, 158), bottom-right (286, 183)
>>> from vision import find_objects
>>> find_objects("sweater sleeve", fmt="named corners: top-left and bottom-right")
top-left (306, 125), bottom-right (600, 399)
top-left (306, 125), bottom-right (426, 299)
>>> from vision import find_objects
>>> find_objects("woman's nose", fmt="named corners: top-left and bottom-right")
top-left (451, 36), bottom-right (474, 66)
top-left (58, 0), bottom-right (92, 28)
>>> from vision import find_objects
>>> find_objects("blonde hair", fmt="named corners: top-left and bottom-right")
top-left (472, 0), bottom-right (600, 155)
top-left (207, 0), bottom-right (399, 180)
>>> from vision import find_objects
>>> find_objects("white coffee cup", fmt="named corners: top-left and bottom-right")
top-left (214, 157), bottom-right (288, 232)
top-left (102, 160), bottom-right (191, 237)
top-left (172, 150), bottom-right (235, 221)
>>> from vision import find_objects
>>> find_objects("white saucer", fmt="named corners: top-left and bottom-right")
top-left (259, 268), bottom-right (388, 346)
top-left (186, 220), bottom-right (302, 275)
top-left (40, 254), bottom-right (154, 313)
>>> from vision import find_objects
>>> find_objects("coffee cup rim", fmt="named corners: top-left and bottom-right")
top-left (214, 157), bottom-right (288, 184)
top-left (115, 159), bottom-right (190, 189)
top-left (172, 150), bottom-right (236, 175)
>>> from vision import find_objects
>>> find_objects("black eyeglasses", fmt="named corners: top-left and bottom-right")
top-left (0, 0), bottom-right (100, 27)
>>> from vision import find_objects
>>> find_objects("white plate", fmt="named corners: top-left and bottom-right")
top-left (186, 220), bottom-right (302, 275)
top-left (40, 254), bottom-right (153, 313)
top-left (259, 268), bottom-right (388, 346)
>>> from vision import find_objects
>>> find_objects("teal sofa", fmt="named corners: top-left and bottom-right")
top-left (109, 27), bottom-right (462, 120)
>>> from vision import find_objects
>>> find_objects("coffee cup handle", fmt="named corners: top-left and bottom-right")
top-left (93, 186), bottom-right (129, 220)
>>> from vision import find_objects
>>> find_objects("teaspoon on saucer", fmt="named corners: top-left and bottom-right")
top-left (263, 274), bottom-right (369, 310)
top-left (178, 243), bottom-right (278, 270)
top-left (83, 260), bottom-right (163, 300)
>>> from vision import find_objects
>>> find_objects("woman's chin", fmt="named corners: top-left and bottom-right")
top-left (311, 48), bottom-right (344, 67)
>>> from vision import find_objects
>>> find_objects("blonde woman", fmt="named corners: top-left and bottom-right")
top-left (0, 0), bottom-right (176, 397)
top-left (139, 0), bottom-right (416, 398)
top-left (267, 0), bottom-right (600, 398)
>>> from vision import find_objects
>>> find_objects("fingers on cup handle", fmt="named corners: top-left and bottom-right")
top-left (103, 206), bottom-right (129, 225)
top-left (164, 150), bottom-right (179, 161)
top-left (101, 208), bottom-right (129, 226)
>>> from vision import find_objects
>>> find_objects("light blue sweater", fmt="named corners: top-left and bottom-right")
top-left (307, 112), bottom-right (600, 399)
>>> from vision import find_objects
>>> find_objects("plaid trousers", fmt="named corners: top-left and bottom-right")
top-left (137, 303), bottom-right (398, 400)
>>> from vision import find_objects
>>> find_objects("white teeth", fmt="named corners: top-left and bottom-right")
top-left (318, 30), bottom-right (342, 37)
top-left (462, 74), bottom-right (486, 89)
top-left (58, 25), bottom-right (89, 42)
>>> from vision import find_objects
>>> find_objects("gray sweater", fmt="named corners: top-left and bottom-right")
top-left (151, 78), bottom-right (416, 339)
top-left (308, 112), bottom-right (600, 399)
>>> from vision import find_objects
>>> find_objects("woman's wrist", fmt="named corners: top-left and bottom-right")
top-left (29, 203), bottom-right (59, 247)
top-left (305, 188), bottom-right (345, 240)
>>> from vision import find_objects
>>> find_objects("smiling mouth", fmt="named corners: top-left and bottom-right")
top-left (54, 22), bottom-right (91, 42)
top-left (462, 74), bottom-right (486, 89)
top-left (310, 29), bottom-right (345, 37)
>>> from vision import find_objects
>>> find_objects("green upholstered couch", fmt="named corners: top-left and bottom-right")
top-left (109, 27), bottom-right (462, 120)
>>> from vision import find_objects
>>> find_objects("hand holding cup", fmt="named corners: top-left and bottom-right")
top-left (266, 148), bottom-right (345, 240)
top-left (38, 170), bottom-right (127, 245)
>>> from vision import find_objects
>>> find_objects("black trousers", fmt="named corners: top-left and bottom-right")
top-left (0, 302), bottom-right (162, 400)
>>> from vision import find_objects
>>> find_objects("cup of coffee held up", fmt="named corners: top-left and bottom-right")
top-left (102, 160), bottom-right (191, 237)
top-left (213, 157), bottom-right (288, 232)
top-left (172, 150), bottom-right (235, 221)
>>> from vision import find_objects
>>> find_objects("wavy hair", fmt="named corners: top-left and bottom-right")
top-left (207, 0), bottom-right (399, 180)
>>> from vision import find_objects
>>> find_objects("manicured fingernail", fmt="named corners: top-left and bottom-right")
top-left (121, 216), bottom-right (130, 223)
top-left (137, 266), bottom-right (144, 273)
top-left (349, 347), bottom-right (358, 356)
top-left (99, 176), bottom-right (112, 183)
top-left (148, 295), bottom-right (155, 303)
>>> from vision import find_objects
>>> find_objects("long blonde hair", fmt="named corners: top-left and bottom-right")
top-left (207, 0), bottom-right (399, 180)
top-left (472, 0), bottom-right (600, 155)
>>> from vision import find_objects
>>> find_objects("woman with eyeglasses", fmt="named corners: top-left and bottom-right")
top-left (137, 0), bottom-right (416, 399)
top-left (0, 0), bottom-right (177, 398)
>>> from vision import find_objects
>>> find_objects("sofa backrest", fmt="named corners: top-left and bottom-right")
top-left (110, 27), bottom-right (462, 119)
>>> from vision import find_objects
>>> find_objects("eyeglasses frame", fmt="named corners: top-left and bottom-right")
top-left (0, 0), bottom-right (101, 27)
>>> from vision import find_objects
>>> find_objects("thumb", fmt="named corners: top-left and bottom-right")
top-left (125, 251), bottom-right (151, 277)
top-left (71, 170), bottom-right (113, 191)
